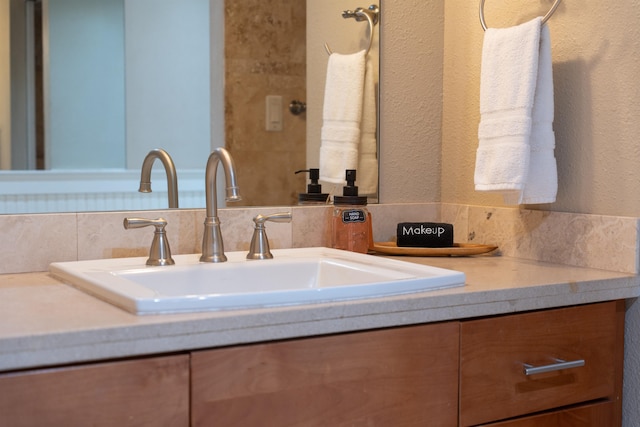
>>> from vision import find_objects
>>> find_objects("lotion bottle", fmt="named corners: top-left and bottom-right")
top-left (331, 170), bottom-right (372, 254)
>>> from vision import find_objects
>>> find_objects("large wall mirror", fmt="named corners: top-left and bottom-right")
top-left (0, 0), bottom-right (380, 214)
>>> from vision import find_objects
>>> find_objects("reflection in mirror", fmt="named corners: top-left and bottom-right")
top-left (307, 2), bottom-right (380, 202)
top-left (6, 0), bottom-right (212, 171)
top-left (0, 0), bottom-right (380, 213)
top-left (223, 0), bottom-right (306, 207)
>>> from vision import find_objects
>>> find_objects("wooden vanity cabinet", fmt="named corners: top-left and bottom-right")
top-left (459, 300), bottom-right (625, 427)
top-left (0, 354), bottom-right (189, 427)
top-left (191, 322), bottom-right (460, 427)
top-left (0, 301), bottom-right (625, 426)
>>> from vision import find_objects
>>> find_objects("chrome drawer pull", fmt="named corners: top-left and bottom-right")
top-left (523, 358), bottom-right (585, 376)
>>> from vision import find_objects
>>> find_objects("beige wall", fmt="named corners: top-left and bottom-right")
top-left (379, 0), bottom-right (444, 204)
top-left (439, 1), bottom-right (640, 216)
top-left (380, 0), bottom-right (640, 217)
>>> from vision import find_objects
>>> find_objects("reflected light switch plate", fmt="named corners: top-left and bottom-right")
top-left (266, 95), bottom-right (283, 132)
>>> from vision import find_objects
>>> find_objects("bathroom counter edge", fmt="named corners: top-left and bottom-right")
top-left (0, 254), bottom-right (638, 372)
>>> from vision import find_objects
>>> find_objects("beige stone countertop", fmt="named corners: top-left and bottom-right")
top-left (1, 254), bottom-right (638, 372)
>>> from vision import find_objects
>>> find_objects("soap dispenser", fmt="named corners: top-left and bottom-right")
top-left (331, 169), bottom-right (372, 254)
top-left (295, 169), bottom-right (329, 205)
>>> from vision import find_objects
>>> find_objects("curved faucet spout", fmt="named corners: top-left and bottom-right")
top-left (200, 147), bottom-right (241, 263)
top-left (139, 148), bottom-right (179, 208)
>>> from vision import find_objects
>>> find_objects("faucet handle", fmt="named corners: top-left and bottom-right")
top-left (123, 217), bottom-right (175, 266)
top-left (246, 212), bottom-right (292, 260)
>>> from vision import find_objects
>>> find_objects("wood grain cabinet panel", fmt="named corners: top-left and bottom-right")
top-left (0, 354), bottom-right (190, 427)
top-left (459, 301), bottom-right (624, 427)
top-left (192, 323), bottom-right (460, 427)
top-left (481, 400), bottom-right (615, 427)
top-left (0, 301), bottom-right (625, 427)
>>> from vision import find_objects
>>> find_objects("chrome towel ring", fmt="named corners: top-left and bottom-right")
top-left (325, 4), bottom-right (379, 56)
top-left (479, 0), bottom-right (561, 31)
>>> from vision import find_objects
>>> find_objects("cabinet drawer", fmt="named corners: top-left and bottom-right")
top-left (481, 400), bottom-right (615, 426)
top-left (0, 354), bottom-right (190, 426)
top-left (192, 323), bottom-right (459, 427)
top-left (460, 301), bottom-right (623, 427)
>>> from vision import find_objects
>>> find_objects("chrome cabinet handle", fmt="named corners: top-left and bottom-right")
top-left (523, 358), bottom-right (585, 376)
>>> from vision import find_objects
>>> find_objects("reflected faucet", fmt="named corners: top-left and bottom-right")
top-left (200, 147), bottom-right (241, 263)
top-left (138, 148), bottom-right (179, 208)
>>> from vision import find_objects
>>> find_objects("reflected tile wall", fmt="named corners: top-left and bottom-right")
top-left (225, 0), bottom-right (307, 206)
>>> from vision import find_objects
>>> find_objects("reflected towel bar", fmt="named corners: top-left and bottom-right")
top-left (325, 4), bottom-right (379, 56)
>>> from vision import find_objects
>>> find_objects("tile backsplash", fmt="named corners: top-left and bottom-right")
top-left (1, 203), bottom-right (638, 275)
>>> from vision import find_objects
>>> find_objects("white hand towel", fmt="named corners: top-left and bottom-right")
top-left (319, 50), bottom-right (366, 184)
top-left (357, 56), bottom-right (378, 195)
top-left (474, 17), bottom-right (557, 205)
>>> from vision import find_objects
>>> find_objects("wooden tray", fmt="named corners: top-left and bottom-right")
top-left (371, 242), bottom-right (498, 257)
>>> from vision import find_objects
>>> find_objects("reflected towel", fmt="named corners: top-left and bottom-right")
top-left (319, 50), bottom-right (366, 184)
top-left (474, 17), bottom-right (557, 205)
top-left (357, 56), bottom-right (379, 196)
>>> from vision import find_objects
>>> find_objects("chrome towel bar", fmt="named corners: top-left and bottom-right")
top-left (479, 0), bottom-right (561, 31)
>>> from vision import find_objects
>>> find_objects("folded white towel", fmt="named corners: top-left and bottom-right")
top-left (474, 17), bottom-right (557, 205)
top-left (357, 56), bottom-right (378, 195)
top-left (319, 50), bottom-right (366, 184)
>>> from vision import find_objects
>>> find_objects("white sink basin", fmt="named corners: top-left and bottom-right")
top-left (50, 247), bottom-right (465, 315)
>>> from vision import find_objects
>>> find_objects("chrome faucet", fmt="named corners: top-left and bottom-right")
top-left (123, 217), bottom-right (175, 266)
top-left (138, 148), bottom-right (179, 208)
top-left (246, 212), bottom-right (292, 260)
top-left (200, 147), bottom-right (241, 263)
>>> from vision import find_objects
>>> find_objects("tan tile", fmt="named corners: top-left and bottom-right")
top-left (440, 203), bottom-right (470, 243)
top-left (5, 203), bottom-right (639, 276)
top-left (468, 206), bottom-right (639, 273)
top-left (0, 213), bottom-right (77, 273)
top-left (292, 205), bottom-right (332, 248)
top-left (217, 207), bottom-right (293, 253)
top-left (77, 209), bottom-right (199, 261)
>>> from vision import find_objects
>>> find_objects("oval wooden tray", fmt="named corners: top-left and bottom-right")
top-left (371, 242), bottom-right (498, 257)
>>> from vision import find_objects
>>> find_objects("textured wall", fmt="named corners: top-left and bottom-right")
top-left (225, 0), bottom-right (306, 206)
top-left (440, 1), bottom-right (640, 217)
top-left (378, 0), bottom-right (444, 203)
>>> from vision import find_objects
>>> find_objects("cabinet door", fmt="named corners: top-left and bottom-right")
top-left (460, 301), bottom-right (624, 427)
top-left (0, 354), bottom-right (189, 427)
top-left (481, 400), bottom-right (615, 427)
top-left (192, 323), bottom-right (459, 427)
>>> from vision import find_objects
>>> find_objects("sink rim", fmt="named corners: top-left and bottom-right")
top-left (50, 247), bottom-right (465, 315)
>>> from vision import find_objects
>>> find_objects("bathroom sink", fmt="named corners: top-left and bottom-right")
top-left (49, 247), bottom-right (465, 315)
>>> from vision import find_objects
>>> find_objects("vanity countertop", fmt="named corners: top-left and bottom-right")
top-left (1, 254), bottom-right (638, 372)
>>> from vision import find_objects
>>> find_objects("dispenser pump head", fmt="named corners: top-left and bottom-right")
top-left (335, 169), bottom-right (367, 205)
top-left (295, 168), bottom-right (322, 194)
top-left (295, 169), bottom-right (329, 204)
